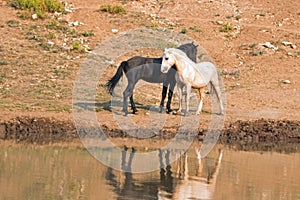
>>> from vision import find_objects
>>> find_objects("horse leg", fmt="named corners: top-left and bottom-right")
top-left (166, 89), bottom-right (174, 114)
top-left (185, 84), bottom-right (191, 116)
top-left (123, 83), bottom-right (134, 116)
top-left (129, 95), bottom-right (138, 114)
top-left (159, 85), bottom-right (168, 113)
top-left (196, 87), bottom-right (205, 115)
top-left (166, 79), bottom-right (176, 114)
top-left (177, 84), bottom-right (183, 115)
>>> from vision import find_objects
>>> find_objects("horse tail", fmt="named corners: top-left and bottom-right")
top-left (207, 82), bottom-right (214, 94)
top-left (105, 61), bottom-right (127, 96)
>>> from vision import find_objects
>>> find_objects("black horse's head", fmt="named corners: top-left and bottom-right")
top-left (177, 42), bottom-right (198, 63)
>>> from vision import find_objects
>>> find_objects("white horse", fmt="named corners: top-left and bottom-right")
top-left (160, 48), bottom-right (224, 115)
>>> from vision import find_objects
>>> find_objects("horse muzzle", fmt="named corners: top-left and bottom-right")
top-left (161, 65), bottom-right (170, 73)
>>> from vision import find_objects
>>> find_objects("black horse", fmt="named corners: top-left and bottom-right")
top-left (105, 42), bottom-right (198, 115)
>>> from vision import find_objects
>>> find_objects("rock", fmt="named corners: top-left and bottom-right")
top-left (282, 41), bottom-right (293, 46)
top-left (216, 21), bottom-right (224, 25)
top-left (68, 21), bottom-right (84, 27)
top-left (112, 29), bottom-right (118, 33)
top-left (282, 80), bottom-right (291, 84)
top-left (64, 8), bottom-right (72, 13)
top-left (282, 41), bottom-right (297, 49)
top-left (32, 14), bottom-right (38, 20)
top-left (261, 42), bottom-right (278, 51)
top-left (47, 41), bottom-right (54, 46)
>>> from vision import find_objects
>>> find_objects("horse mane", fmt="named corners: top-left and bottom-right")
top-left (165, 48), bottom-right (195, 64)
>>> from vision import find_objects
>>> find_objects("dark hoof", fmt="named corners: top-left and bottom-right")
top-left (132, 109), bottom-right (138, 114)
top-left (166, 108), bottom-right (174, 114)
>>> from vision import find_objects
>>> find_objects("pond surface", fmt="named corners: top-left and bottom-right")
top-left (1, 143), bottom-right (300, 200)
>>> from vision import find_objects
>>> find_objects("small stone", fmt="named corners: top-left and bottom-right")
top-left (32, 14), bottom-right (38, 20)
top-left (282, 80), bottom-right (291, 84)
top-left (64, 8), bottom-right (72, 13)
top-left (261, 42), bottom-right (278, 51)
top-left (282, 41), bottom-right (293, 46)
top-left (291, 44), bottom-right (297, 49)
top-left (112, 29), bottom-right (118, 33)
top-left (47, 41), bottom-right (54, 46)
top-left (216, 21), bottom-right (224, 25)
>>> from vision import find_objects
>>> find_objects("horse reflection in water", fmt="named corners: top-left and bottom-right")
top-left (104, 147), bottom-right (223, 200)
top-left (105, 147), bottom-right (162, 198)
top-left (172, 149), bottom-right (223, 200)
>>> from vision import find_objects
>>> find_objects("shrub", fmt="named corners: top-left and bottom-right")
top-left (9, 0), bottom-right (64, 19)
top-left (99, 5), bottom-right (126, 14)
top-left (220, 22), bottom-right (234, 32)
top-left (180, 28), bottom-right (187, 34)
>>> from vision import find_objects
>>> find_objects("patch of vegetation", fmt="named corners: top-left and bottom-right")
top-left (252, 49), bottom-right (265, 56)
top-left (9, 0), bottom-right (64, 19)
top-left (46, 20), bottom-right (69, 32)
top-left (0, 60), bottom-right (9, 66)
top-left (16, 11), bottom-right (31, 19)
top-left (248, 43), bottom-right (257, 49)
top-left (45, 31), bottom-right (56, 39)
top-left (9, 0), bottom-right (65, 19)
top-left (81, 30), bottom-right (94, 37)
top-left (6, 19), bottom-right (19, 27)
top-left (52, 67), bottom-right (69, 79)
top-left (39, 42), bottom-right (51, 51)
top-left (0, 75), bottom-right (5, 83)
top-left (180, 28), bottom-right (188, 34)
top-left (72, 41), bottom-right (80, 51)
top-left (99, 5), bottom-right (126, 14)
top-left (220, 22), bottom-right (234, 32)
top-left (150, 22), bottom-right (158, 29)
top-left (189, 26), bottom-right (202, 33)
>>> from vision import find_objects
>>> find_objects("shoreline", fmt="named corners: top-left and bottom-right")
top-left (1, 115), bottom-right (299, 146)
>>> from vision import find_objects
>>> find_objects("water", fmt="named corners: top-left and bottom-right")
top-left (1, 143), bottom-right (300, 200)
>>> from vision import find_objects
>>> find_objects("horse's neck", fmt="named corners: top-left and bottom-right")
top-left (175, 54), bottom-right (195, 75)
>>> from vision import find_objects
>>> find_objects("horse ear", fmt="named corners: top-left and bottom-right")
top-left (192, 41), bottom-right (199, 47)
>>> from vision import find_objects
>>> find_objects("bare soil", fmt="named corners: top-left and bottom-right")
top-left (0, 0), bottom-right (299, 147)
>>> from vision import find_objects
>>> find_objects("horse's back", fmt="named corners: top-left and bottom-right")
top-left (195, 62), bottom-right (217, 75)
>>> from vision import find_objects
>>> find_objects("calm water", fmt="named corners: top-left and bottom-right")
top-left (1, 143), bottom-right (300, 200)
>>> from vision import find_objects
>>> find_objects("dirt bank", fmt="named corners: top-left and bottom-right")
top-left (1, 116), bottom-right (299, 147)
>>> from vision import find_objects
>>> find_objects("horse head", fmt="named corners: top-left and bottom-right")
top-left (161, 48), bottom-right (177, 73)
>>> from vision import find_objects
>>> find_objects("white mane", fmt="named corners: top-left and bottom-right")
top-left (164, 48), bottom-right (195, 66)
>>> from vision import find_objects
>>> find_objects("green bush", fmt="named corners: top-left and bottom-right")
top-left (99, 5), bottom-right (126, 14)
top-left (10, 0), bottom-right (64, 19)
top-left (220, 22), bottom-right (234, 32)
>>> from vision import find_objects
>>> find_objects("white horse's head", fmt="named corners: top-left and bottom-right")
top-left (161, 48), bottom-right (176, 73)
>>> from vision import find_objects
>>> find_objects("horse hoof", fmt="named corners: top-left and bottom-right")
top-left (171, 110), bottom-right (177, 115)
top-left (132, 110), bottom-right (138, 114)
top-left (166, 108), bottom-right (173, 114)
